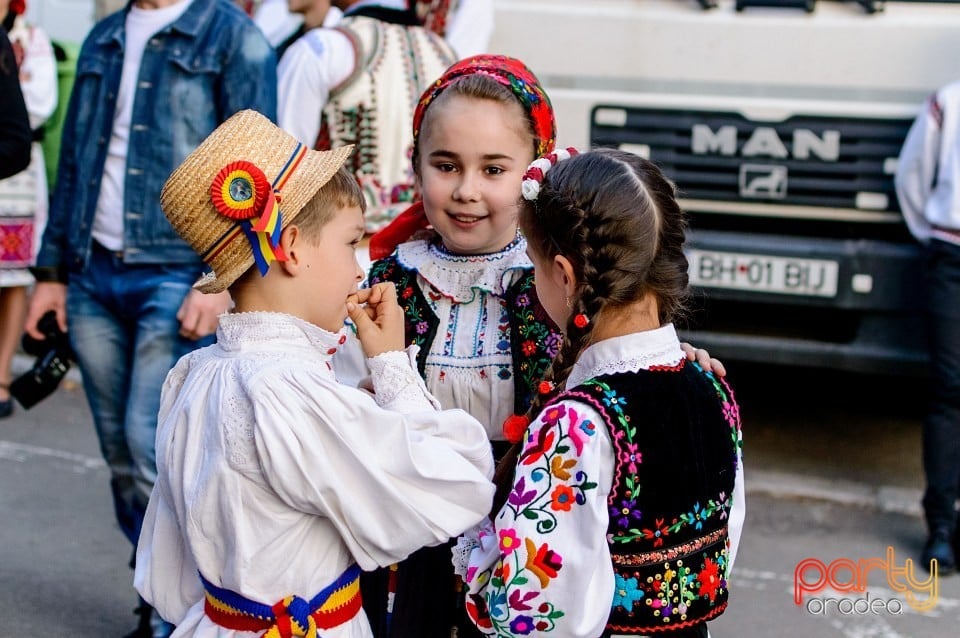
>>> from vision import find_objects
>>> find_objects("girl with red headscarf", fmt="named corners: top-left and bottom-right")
top-left (359, 54), bottom-right (562, 638)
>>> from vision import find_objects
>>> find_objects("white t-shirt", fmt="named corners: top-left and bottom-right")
top-left (91, 0), bottom-right (192, 252)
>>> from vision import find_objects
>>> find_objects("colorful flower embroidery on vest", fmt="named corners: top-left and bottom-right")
top-left (561, 366), bottom-right (739, 634)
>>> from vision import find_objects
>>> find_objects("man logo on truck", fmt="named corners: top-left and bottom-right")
top-left (691, 124), bottom-right (841, 161)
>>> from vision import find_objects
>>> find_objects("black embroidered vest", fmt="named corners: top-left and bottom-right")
top-left (561, 363), bottom-right (741, 634)
top-left (367, 253), bottom-right (557, 417)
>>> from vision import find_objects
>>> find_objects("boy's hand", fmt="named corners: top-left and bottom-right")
top-left (347, 282), bottom-right (405, 358)
top-left (680, 342), bottom-right (727, 377)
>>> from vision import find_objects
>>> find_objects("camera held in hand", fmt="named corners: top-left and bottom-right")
top-left (10, 311), bottom-right (76, 409)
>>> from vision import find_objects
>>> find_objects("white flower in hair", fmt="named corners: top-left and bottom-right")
top-left (520, 147), bottom-right (580, 202)
top-left (521, 179), bottom-right (541, 201)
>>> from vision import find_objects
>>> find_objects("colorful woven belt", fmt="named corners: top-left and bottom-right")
top-left (200, 563), bottom-right (362, 638)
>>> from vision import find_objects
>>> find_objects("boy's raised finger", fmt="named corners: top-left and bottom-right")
top-left (346, 300), bottom-right (375, 331)
top-left (372, 281), bottom-right (398, 305)
top-left (349, 289), bottom-right (372, 305)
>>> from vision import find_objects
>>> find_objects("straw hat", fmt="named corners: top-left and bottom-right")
top-left (161, 110), bottom-right (354, 294)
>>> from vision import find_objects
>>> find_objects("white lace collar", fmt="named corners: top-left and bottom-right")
top-left (567, 324), bottom-right (685, 388)
top-left (394, 234), bottom-right (532, 303)
top-left (217, 311), bottom-right (348, 358)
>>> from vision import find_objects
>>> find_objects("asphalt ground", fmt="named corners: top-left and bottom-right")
top-left (1, 353), bottom-right (937, 638)
top-left (9, 343), bottom-right (929, 513)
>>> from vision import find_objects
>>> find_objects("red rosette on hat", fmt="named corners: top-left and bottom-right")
top-left (210, 161), bottom-right (270, 221)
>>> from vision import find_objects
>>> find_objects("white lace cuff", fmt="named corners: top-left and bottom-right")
top-left (451, 534), bottom-right (481, 579)
top-left (367, 346), bottom-right (440, 412)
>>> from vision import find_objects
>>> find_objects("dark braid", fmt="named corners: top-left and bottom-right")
top-left (491, 148), bottom-right (690, 514)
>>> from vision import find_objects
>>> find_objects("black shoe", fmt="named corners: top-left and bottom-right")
top-left (122, 603), bottom-right (152, 638)
top-left (922, 530), bottom-right (957, 575)
top-left (0, 383), bottom-right (12, 418)
top-left (122, 603), bottom-right (175, 638)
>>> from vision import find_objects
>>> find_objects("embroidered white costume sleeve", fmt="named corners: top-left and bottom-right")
top-left (135, 313), bottom-right (495, 635)
top-left (465, 400), bottom-right (616, 637)
top-left (277, 29), bottom-right (355, 146)
top-left (250, 363), bottom-right (495, 564)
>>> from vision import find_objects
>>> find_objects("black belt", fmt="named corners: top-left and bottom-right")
top-left (92, 240), bottom-right (124, 259)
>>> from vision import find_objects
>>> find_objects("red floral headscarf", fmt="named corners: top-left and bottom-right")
top-left (9, 0), bottom-right (26, 15)
top-left (412, 54), bottom-right (556, 159)
top-left (369, 55), bottom-right (556, 259)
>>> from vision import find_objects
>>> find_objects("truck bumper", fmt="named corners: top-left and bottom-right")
top-left (680, 229), bottom-right (929, 376)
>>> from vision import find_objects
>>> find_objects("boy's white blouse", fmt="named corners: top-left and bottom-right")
top-left (134, 311), bottom-right (495, 637)
top-left (462, 325), bottom-right (746, 637)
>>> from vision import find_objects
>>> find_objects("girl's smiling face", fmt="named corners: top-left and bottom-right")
top-left (416, 95), bottom-right (535, 255)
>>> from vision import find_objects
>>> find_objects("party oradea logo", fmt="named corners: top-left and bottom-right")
top-left (794, 547), bottom-right (938, 615)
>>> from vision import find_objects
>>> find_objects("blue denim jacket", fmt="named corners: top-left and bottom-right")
top-left (37, 0), bottom-right (277, 278)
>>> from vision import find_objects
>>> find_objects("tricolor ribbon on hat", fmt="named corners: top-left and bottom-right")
top-left (208, 143), bottom-right (308, 276)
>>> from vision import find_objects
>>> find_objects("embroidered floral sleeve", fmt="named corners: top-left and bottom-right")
top-left (464, 400), bottom-right (616, 637)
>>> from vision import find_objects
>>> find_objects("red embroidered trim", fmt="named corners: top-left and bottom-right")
top-left (606, 601), bottom-right (727, 634)
top-left (648, 359), bottom-right (686, 372)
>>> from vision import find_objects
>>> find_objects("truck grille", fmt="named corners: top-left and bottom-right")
top-left (590, 107), bottom-right (914, 229)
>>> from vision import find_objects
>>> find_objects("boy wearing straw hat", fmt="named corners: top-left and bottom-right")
top-left (134, 110), bottom-right (495, 637)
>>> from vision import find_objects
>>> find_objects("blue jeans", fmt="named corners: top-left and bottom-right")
top-left (921, 239), bottom-right (960, 535)
top-left (67, 243), bottom-right (212, 548)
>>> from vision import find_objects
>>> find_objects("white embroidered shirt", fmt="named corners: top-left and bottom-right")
top-left (134, 311), bottom-right (495, 637)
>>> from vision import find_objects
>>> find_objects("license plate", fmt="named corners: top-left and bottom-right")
top-left (687, 249), bottom-right (839, 297)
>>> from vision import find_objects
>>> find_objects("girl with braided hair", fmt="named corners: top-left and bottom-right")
top-left (459, 148), bottom-right (745, 638)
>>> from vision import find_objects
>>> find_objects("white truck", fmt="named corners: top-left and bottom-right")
top-left (492, 0), bottom-right (960, 375)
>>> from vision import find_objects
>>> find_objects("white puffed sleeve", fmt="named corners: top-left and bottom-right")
top-left (133, 355), bottom-right (204, 625)
top-left (249, 365), bottom-right (495, 570)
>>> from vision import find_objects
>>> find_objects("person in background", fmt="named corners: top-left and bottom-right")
top-left (0, 29), bottom-right (31, 180)
top-left (895, 80), bottom-right (960, 576)
top-left (259, 0), bottom-right (489, 60)
top-left (273, 0), bottom-right (343, 61)
top-left (410, 0), bottom-right (492, 58)
top-left (0, 0), bottom-right (56, 419)
top-left (95, 0), bottom-right (126, 20)
top-left (277, 0), bottom-right (454, 233)
top-left (254, 0), bottom-right (309, 48)
top-left (23, 2), bottom-right (276, 636)
top-left (462, 147), bottom-right (745, 638)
